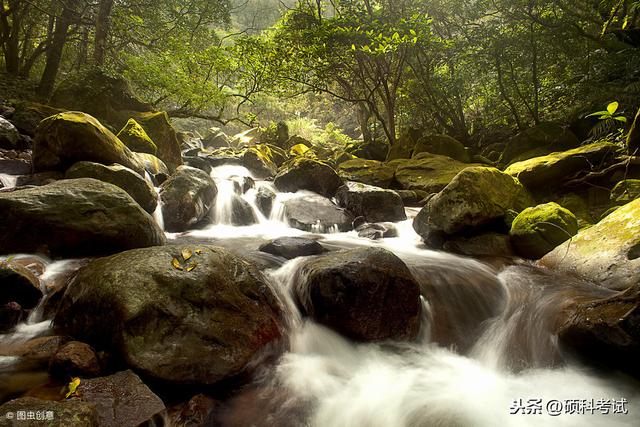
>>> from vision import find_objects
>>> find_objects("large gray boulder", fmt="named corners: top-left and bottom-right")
top-left (336, 181), bottom-right (406, 223)
top-left (283, 195), bottom-right (353, 232)
top-left (274, 158), bottom-right (343, 197)
top-left (160, 166), bottom-right (217, 232)
top-left (0, 178), bottom-right (165, 257)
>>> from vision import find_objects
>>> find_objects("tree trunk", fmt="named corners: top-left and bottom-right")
top-left (93, 0), bottom-right (114, 65)
top-left (356, 102), bottom-right (373, 146)
top-left (1, 0), bottom-right (22, 75)
top-left (627, 107), bottom-right (640, 155)
top-left (37, 1), bottom-right (75, 98)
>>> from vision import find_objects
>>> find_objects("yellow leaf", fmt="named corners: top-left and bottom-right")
top-left (65, 377), bottom-right (81, 399)
top-left (195, 249), bottom-right (202, 255)
top-left (182, 248), bottom-right (192, 261)
top-left (186, 262), bottom-right (198, 272)
top-left (172, 258), bottom-right (183, 270)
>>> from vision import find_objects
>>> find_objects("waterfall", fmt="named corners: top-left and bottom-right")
top-left (0, 173), bottom-right (17, 189)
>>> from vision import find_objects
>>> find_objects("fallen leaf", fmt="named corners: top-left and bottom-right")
top-left (65, 377), bottom-right (81, 399)
top-left (195, 249), bottom-right (202, 255)
top-left (182, 248), bottom-right (192, 261)
top-left (172, 258), bottom-right (183, 270)
top-left (186, 262), bottom-right (198, 272)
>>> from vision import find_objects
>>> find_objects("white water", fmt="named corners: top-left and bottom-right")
top-left (0, 173), bottom-right (17, 189)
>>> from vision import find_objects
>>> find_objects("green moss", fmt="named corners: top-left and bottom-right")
top-left (394, 152), bottom-right (479, 193)
top-left (117, 118), bottom-right (157, 155)
top-left (510, 202), bottom-right (578, 259)
top-left (339, 158), bottom-right (396, 188)
top-left (610, 179), bottom-right (640, 204)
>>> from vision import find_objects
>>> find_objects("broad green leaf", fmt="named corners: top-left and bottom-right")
top-left (607, 102), bottom-right (619, 115)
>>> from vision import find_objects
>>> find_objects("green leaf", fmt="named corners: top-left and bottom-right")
top-left (607, 101), bottom-right (619, 115)
top-left (614, 116), bottom-right (627, 123)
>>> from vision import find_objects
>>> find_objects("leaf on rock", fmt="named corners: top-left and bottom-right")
top-left (172, 258), bottom-right (183, 270)
top-left (182, 248), bottom-right (193, 261)
top-left (65, 377), bottom-right (81, 399)
top-left (186, 262), bottom-right (198, 272)
top-left (195, 249), bottom-right (203, 255)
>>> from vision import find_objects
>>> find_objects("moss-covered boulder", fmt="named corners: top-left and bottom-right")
top-left (610, 179), bottom-right (640, 205)
top-left (243, 145), bottom-right (278, 178)
top-left (386, 131), bottom-right (419, 160)
top-left (413, 134), bottom-right (470, 162)
top-left (160, 166), bottom-right (217, 232)
top-left (133, 152), bottom-right (169, 177)
top-left (505, 142), bottom-right (619, 190)
top-left (274, 158), bottom-right (343, 197)
top-left (413, 167), bottom-right (535, 239)
top-left (65, 161), bottom-right (157, 214)
top-left (117, 118), bottom-right (157, 155)
top-left (54, 245), bottom-right (284, 385)
top-left (499, 122), bottom-right (579, 166)
top-left (33, 112), bottom-right (145, 176)
top-left (131, 111), bottom-right (183, 172)
top-left (394, 152), bottom-right (478, 194)
top-left (0, 178), bottom-right (165, 257)
top-left (336, 181), bottom-right (406, 223)
top-left (0, 397), bottom-right (98, 426)
top-left (509, 202), bottom-right (578, 259)
top-left (9, 100), bottom-right (65, 136)
top-left (347, 137), bottom-right (389, 161)
top-left (338, 158), bottom-right (396, 188)
top-left (294, 247), bottom-right (422, 342)
top-left (541, 198), bottom-right (640, 290)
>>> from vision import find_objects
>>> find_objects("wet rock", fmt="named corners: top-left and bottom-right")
top-left (65, 161), bottom-right (157, 214)
top-left (413, 134), bottom-right (470, 162)
top-left (178, 131), bottom-right (203, 152)
top-left (132, 152), bottom-right (169, 182)
top-left (116, 118), bottom-right (157, 155)
top-left (295, 247), bottom-right (421, 342)
top-left (76, 370), bottom-right (165, 427)
top-left (394, 189), bottom-right (429, 207)
top-left (259, 237), bottom-right (325, 259)
top-left (0, 116), bottom-right (21, 149)
top-left (413, 167), bottom-right (534, 240)
top-left (394, 152), bottom-right (478, 194)
top-left (0, 261), bottom-right (42, 309)
top-left (255, 186), bottom-right (275, 217)
top-left (49, 341), bottom-right (101, 379)
top-left (229, 195), bottom-right (257, 226)
top-left (0, 301), bottom-right (23, 333)
top-left (610, 179), bottom-right (640, 205)
top-left (0, 158), bottom-right (31, 175)
top-left (183, 155), bottom-right (213, 175)
top-left (241, 176), bottom-right (255, 193)
top-left (0, 336), bottom-right (69, 370)
top-left (169, 394), bottom-right (219, 427)
top-left (442, 233), bottom-right (514, 257)
top-left (0, 178), bottom-right (165, 257)
top-left (355, 222), bottom-right (399, 240)
top-left (338, 158), bottom-right (396, 188)
top-left (54, 245), bottom-right (283, 385)
top-left (0, 396), bottom-right (98, 426)
top-left (336, 181), bottom-right (406, 223)
top-left (132, 111), bottom-right (183, 172)
top-left (15, 172), bottom-right (63, 187)
top-left (275, 158), bottom-right (343, 197)
top-left (509, 202), bottom-right (578, 259)
top-left (541, 198), bottom-right (640, 290)
top-left (283, 195), bottom-right (353, 232)
top-left (203, 127), bottom-right (231, 149)
top-left (160, 166), bottom-right (217, 232)
top-left (32, 112), bottom-right (145, 176)
top-left (242, 147), bottom-right (277, 179)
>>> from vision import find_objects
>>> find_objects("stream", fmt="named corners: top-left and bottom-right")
top-left (1, 165), bottom-right (638, 426)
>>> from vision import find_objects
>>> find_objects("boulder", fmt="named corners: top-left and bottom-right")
top-left (0, 261), bottom-right (42, 309)
top-left (499, 122), bottom-right (579, 166)
top-left (505, 142), bottom-right (619, 190)
top-left (610, 179), bottom-right (640, 205)
top-left (76, 370), bottom-right (166, 427)
top-left (394, 189), bottom-right (429, 207)
top-left (0, 301), bottom-right (23, 332)
top-left (203, 127), bottom-right (231, 149)
top-left (15, 171), bottom-right (63, 187)
top-left (160, 166), bottom-right (217, 232)
top-left (0, 116), bottom-right (20, 149)
top-left (347, 138), bottom-right (389, 161)
top-left (183, 156), bottom-right (213, 175)
top-left (386, 131), bottom-right (418, 160)
top-left (0, 335), bottom-right (68, 369)
top-left (228, 195), bottom-right (257, 226)
top-left (10, 101), bottom-right (65, 136)
top-left (509, 202), bottom-right (579, 259)
top-left (338, 158), bottom-right (396, 188)
top-left (65, 161), bottom-right (157, 214)
top-left (132, 152), bottom-right (169, 177)
top-left (540, 198), bottom-right (640, 290)
top-left (294, 247), bottom-right (421, 341)
top-left (413, 167), bottom-right (534, 239)
top-left (116, 118), bottom-right (157, 155)
top-left (554, 193), bottom-right (593, 227)
top-left (132, 111), bottom-right (183, 172)
top-left (394, 152), bottom-right (478, 193)
top-left (255, 186), bottom-right (276, 218)
top-left (54, 245), bottom-right (283, 385)
top-left (259, 237), bottom-right (325, 260)
top-left (413, 134), bottom-right (470, 162)
top-left (0, 397), bottom-right (98, 426)
top-left (355, 222), bottom-right (399, 240)
top-left (274, 158), bottom-right (343, 197)
top-left (335, 181), bottom-right (406, 223)
top-left (0, 178), bottom-right (165, 257)
top-left (283, 195), bottom-right (353, 232)
top-left (556, 284), bottom-right (640, 378)
top-left (49, 341), bottom-right (101, 379)
top-left (177, 131), bottom-right (203, 152)
top-left (442, 233), bottom-right (514, 257)
top-left (33, 112), bottom-right (145, 176)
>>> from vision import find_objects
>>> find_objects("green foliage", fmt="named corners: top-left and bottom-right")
top-left (587, 101), bottom-right (628, 138)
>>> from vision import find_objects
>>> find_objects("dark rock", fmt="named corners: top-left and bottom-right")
top-left (229, 195), bottom-right (257, 226)
top-left (336, 181), bottom-right (406, 223)
top-left (54, 245), bottom-right (284, 385)
top-left (295, 247), bottom-right (422, 341)
top-left (49, 341), bottom-right (101, 379)
top-left (0, 116), bottom-right (21, 149)
top-left (0, 178), bottom-right (165, 258)
top-left (132, 152), bottom-right (169, 177)
top-left (0, 397), bottom-right (98, 426)
top-left (393, 189), bottom-right (429, 207)
top-left (160, 166), bottom-right (217, 232)
top-left (183, 155), bottom-right (213, 174)
top-left (242, 147), bottom-right (277, 179)
top-left (274, 158), bottom-right (343, 197)
top-left (255, 186), bottom-right (275, 217)
top-left (499, 122), bottom-right (579, 166)
top-left (0, 336), bottom-right (69, 370)
top-left (442, 233), bottom-right (514, 257)
top-left (76, 370), bottom-right (165, 427)
top-left (347, 138), bottom-right (389, 161)
top-left (10, 101), bottom-right (65, 136)
top-left (355, 222), bottom-right (399, 240)
top-left (283, 195), bottom-right (353, 232)
top-left (65, 161), bottom-right (157, 214)
top-left (15, 172), bottom-right (63, 187)
top-left (0, 261), bottom-right (42, 309)
top-left (0, 158), bottom-right (31, 175)
top-left (413, 134), bottom-right (470, 162)
top-left (33, 112), bottom-right (145, 176)
top-left (0, 302), bottom-right (23, 333)
top-left (169, 394), bottom-right (219, 427)
top-left (259, 237), bottom-right (325, 259)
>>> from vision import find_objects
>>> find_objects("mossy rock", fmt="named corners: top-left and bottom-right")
top-left (117, 118), bottom-right (157, 155)
top-left (499, 122), bottom-right (579, 166)
top-left (33, 111), bottom-right (145, 176)
top-left (274, 158), bottom-right (343, 197)
top-left (413, 134), bottom-right (470, 163)
top-left (0, 397), bottom-right (98, 426)
top-left (509, 202), bottom-right (578, 259)
top-left (610, 179), bottom-right (640, 205)
top-left (10, 100), bottom-right (65, 136)
top-left (554, 193), bottom-right (593, 227)
top-left (133, 152), bottom-right (169, 177)
top-left (338, 158), bottom-right (396, 188)
top-left (131, 111), bottom-right (183, 172)
top-left (394, 152), bottom-right (479, 194)
top-left (505, 142), bottom-right (620, 190)
top-left (386, 132), bottom-right (418, 160)
top-left (541, 198), bottom-right (640, 290)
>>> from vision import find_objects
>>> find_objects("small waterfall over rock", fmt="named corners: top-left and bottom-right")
top-left (0, 173), bottom-right (17, 189)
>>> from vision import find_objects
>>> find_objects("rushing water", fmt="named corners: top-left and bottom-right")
top-left (1, 167), bottom-right (638, 426)
top-left (0, 173), bottom-right (17, 189)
